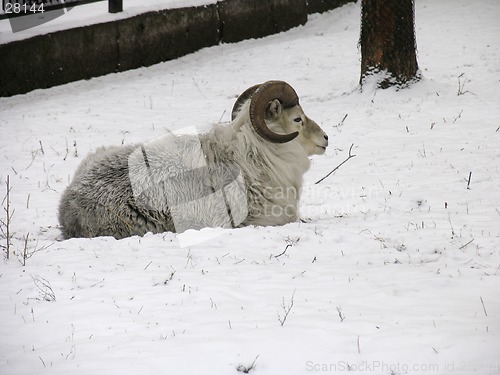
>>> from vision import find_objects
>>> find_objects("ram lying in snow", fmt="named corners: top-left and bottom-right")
top-left (58, 80), bottom-right (329, 239)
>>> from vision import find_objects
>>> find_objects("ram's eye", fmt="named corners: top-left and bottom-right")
top-left (294, 117), bottom-right (302, 123)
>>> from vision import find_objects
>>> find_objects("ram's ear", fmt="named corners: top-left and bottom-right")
top-left (266, 99), bottom-right (282, 119)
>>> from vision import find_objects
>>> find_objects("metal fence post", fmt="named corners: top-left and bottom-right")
top-left (109, 0), bottom-right (123, 13)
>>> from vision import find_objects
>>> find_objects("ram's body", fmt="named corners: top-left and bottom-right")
top-left (58, 81), bottom-right (328, 239)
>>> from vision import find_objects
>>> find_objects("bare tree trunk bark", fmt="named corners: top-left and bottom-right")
top-left (359, 0), bottom-right (420, 89)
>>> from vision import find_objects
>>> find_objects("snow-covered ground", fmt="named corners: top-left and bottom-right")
top-left (1, 1), bottom-right (499, 374)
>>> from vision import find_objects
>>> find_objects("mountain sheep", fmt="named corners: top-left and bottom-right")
top-left (58, 80), bottom-right (329, 239)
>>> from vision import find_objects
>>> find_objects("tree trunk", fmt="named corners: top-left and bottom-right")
top-left (359, 0), bottom-right (420, 89)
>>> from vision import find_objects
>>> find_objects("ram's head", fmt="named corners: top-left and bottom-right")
top-left (232, 80), bottom-right (329, 156)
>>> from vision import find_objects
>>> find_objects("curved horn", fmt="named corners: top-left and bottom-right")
top-left (249, 80), bottom-right (299, 143)
top-left (231, 84), bottom-right (261, 121)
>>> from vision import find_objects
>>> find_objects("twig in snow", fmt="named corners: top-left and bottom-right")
top-left (459, 238), bottom-right (474, 250)
top-left (274, 244), bottom-right (291, 259)
top-left (333, 113), bottom-right (348, 129)
top-left (210, 298), bottom-right (217, 309)
top-left (218, 109), bottom-right (227, 125)
top-left (237, 355), bottom-right (260, 373)
top-left (1, 175), bottom-right (14, 259)
top-left (164, 270), bottom-right (176, 285)
top-left (120, 131), bottom-right (130, 145)
top-left (315, 143), bottom-right (356, 184)
top-left (457, 73), bottom-right (475, 96)
top-left (453, 109), bottom-right (464, 123)
top-left (21, 233), bottom-right (30, 266)
top-left (64, 138), bottom-right (69, 161)
top-left (31, 274), bottom-right (56, 302)
top-left (273, 237), bottom-right (299, 259)
top-left (447, 213), bottom-right (456, 238)
top-left (278, 290), bottom-right (295, 326)
top-left (65, 345), bottom-right (76, 360)
top-left (480, 296), bottom-right (488, 316)
top-left (192, 77), bottom-right (206, 99)
top-left (18, 234), bottom-right (53, 266)
top-left (39, 140), bottom-right (45, 155)
top-left (90, 278), bottom-right (105, 288)
top-left (467, 171), bottom-right (472, 189)
top-left (337, 306), bottom-right (345, 322)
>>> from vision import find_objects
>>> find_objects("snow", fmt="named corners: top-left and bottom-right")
top-left (1, 0), bottom-right (500, 374)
